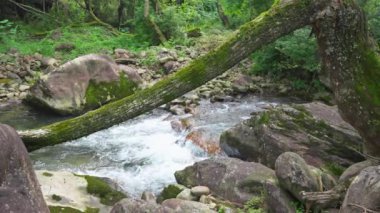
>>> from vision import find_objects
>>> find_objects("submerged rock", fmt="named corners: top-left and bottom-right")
top-left (26, 54), bottom-right (140, 115)
top-left (220, 102), bottom-right (364, 174)
top-left (174, 157), bottom-right (276, 203)
top-left (0, 124), bottom-right (49, 213)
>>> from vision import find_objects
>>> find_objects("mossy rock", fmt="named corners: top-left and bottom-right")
top-left (83, 175), bottom-right (127, 206)
top-left (157, 184), bottom-right (187, 203)
top-left (49, 206), bottom-right (99, 213)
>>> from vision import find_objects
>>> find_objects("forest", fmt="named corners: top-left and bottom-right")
top-left (0, 0), bottom-right (379, 212)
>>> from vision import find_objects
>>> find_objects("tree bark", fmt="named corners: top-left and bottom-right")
top-left (144, 0), bottom-right (167, 43)
top-left (20, 0), bottom-right (380, 161)
top-left (216, 0), bottom-right (230, 28)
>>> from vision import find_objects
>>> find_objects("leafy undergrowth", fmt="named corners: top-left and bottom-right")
top-left (0, 22), bottom-right (149, 62)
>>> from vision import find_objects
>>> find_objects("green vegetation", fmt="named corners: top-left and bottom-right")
top-left (49, 206), bottom-right (99, 213)
top-left (0, 24), bottom-right (147, 61)
top-left (235, 196), bottom-right (265, 213)
top-left (251, 27), bottom-right (324, 94)
top-left (83, 175), bottom-right (127, 206)
top-left (323, 163), bottom-right (346, 177)
top-left (42, 172), bottom-right (54, 177)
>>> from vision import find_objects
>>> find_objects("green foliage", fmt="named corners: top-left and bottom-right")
top-left (236, 196), bottom-right (264, 213)
top-left (84, 175), bottom-right (127, 206)
top-left (291, 201), bottom-right (305, 213)
top-left (324, 163), bottom-right (345, 177)
top-left (219, 0), bottom-right (274, 28)
top-left (361, 0), bottom-right (380, 44)
top-left (251, 27), bottom-right (324, 94)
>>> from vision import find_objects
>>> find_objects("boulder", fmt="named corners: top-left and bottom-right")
top-left (111, 198), bottom-right (165, 213)
top-left (176, 189), bottom-right (198, 201)
top-left (264, 182), bottom-right (296, 213)
top-left (175, 157), bottom-right (276, 203)
top-left (275, 152), bottom-right (320, 201)
top-left (0, 124), bottom-right (49, 213)
top-left (220, 102), bottom-right (364, 174)
top-left (26, 54), bottom-right (139, 115)
top-left (340, 166), bottom-right (380, 213)
top-left (162, 199), bottom-right (216, 213)
top-left (141, 191), bottom-right (157, 203)
top-left (191, 186), bottom-right (210, 197)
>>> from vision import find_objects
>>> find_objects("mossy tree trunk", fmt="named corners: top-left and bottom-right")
top-left (20, 0), bottom-right (380, 160)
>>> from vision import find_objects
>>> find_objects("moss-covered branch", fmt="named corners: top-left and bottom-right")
top-left (20, 0), bottom-right (328, 151)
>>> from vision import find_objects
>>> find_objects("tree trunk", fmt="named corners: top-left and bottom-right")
top-left (144, 0), bottom-right (167, 43)
top-left (216, 0), bottom-right (230, 28)
top-left (20, 0), bottom-right (380, 161)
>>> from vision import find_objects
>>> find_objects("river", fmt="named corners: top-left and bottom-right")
top-left (0, 96), bottom-right (289, 197)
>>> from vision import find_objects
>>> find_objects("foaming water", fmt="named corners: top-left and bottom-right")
top-left (31, 112), bottom-right (206, 196)
top-left (30, 96), bottom-right (290, 197)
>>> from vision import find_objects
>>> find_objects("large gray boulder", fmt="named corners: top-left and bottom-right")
top-left (162, 199), bottom-right (216, 213)
top-left (0, 124), bottom-right (49, 213)
top-left (27, 54), bottom-right (140, 115)
top-left (275, 152), bottom-right (320, 201)
top-left (340, 165), bottom-right (380, 213)
top-left (220, 102), bottom-right (364, 174)
top-left (174, 157), bottom-right (276, 203)
top-left (111, 198), bottom-right (166, 213)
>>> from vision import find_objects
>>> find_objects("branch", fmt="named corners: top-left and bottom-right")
top-left (87, 0), bottom-right (120, 35)
top-left (8, 0), bottom-right (61, 24)
top-left (348, 204), bottom-right (380, 213)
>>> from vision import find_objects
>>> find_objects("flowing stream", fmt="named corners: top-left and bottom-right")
top-left (1, 97), bottom-right (289, 197)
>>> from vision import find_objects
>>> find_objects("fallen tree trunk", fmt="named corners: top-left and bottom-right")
top-left (20, 0), bottom-right (380, 160)
top-left (20, 0), bottom-right (327, 151)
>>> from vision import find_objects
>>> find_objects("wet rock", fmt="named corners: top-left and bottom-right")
top-left (220, 102), bottom-right (364, 172)
top-left (0, 124), bottom-right (49, 213)
top-left (162, 198), bottom-right (216, 213)
top-left (185, 128), bottom-right (221, 154)
top-left (340, 165), bottom-right (380, 213)
top-left (26, 54), bottom-right (139, 115)
top-left (275, 152), bottom-right (320, 201)
top-left (191, 186), bottom-right (210, 197)
top-left (141, 191), bottom-right (157, 203)
top-left (175, 157), bottom-right (276, 203)
top-left (231, 73), bottom-right (253, 94)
